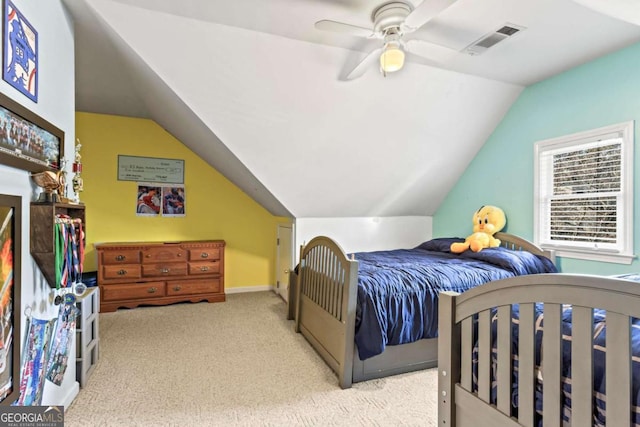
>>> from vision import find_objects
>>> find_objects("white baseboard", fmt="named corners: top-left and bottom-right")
top-left (225, 285), bottom-right (274, 294)
top-left (62, 382), bottom-right (80, 408)
top-left (42, 380), bottom-right (79, 409)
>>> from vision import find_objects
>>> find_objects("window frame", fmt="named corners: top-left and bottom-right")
top-left (533, 121), bottom-right (635, 264)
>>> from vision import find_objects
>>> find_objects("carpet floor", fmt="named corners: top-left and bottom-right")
top-left (65, 291), bottom-right (438, 426)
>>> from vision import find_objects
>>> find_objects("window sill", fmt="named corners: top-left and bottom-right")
top-left (541, 247), bottom-right (636, 265)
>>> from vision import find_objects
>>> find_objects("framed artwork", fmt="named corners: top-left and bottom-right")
top-left (135, 184), bottom-right (186, 217)
top-left (118, 155), bottom-right (185, 184)
top-left (162, 186), bottom-right (185, 217)
top-left (3, 0), bottom-right (38, 102)
top-left (0, 194), bottom-right (22, 405)
top-left (0, 91), bottom-right (64, 172)
top-left (136, 184), bottom-right (161, 216)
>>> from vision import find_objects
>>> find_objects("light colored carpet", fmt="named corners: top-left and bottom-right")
top-left (65, 291), bottom-right (438, 426)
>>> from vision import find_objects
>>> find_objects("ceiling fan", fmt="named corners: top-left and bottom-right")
top-left (315, 0), bottom-right (459, 80)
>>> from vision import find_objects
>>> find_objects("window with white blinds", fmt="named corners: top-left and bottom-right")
top-left (534, 121), bottom-right (634, 264)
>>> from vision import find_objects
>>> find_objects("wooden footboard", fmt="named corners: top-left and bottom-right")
top-left (439, 274), bottom-right (640, 426)
top-left (294, 236), bottom-right (358, 389)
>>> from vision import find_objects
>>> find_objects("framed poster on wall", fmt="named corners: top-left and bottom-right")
top-left (0, 194), bottom-right (22, 405)
top-left (161, 186), bottom-right (185, 217)
top-left (136, 184), bottom-right (161, 216)
top-left (118, 155), bottom-right (184, 184)
top-left (3, 0), bottom-right (38, 102)
top-left (0, 92), bottom-right (64, 172)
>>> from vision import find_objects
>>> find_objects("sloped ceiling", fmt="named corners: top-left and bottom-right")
top-left (62, 0), bottom-right (640, 218)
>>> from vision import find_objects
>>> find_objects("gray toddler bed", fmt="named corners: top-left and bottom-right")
top-left (290, 232), bottom-right (555, 389)
top-left (438, 273), bottom-right (640, 426)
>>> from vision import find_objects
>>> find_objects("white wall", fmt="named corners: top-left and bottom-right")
top-left (0, 0), bottom-right (78, 407)
top-left (295, 216), bottom-right (432, 258)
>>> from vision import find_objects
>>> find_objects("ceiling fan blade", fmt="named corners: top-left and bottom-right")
top-left (344, 47), bottom-right (383, 80)
top-left (404, 39), bottom-right (457, 63)
top-left (402, 0), bottom-right (457, 31)
top-left (315, 20), bottom-right (375, 38)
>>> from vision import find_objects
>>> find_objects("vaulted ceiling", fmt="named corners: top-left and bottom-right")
top-left (62, 0), bottom-right (640, 218)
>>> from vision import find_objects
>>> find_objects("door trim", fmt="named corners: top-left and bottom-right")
top-left (276, 223), bottom-right (294, 301)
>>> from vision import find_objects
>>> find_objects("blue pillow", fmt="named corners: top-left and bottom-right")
top-left (415, 238), bottom-right (464, 253)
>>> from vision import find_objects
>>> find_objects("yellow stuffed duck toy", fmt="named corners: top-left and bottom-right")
top-left (450, 205), bottom-right (507, 253)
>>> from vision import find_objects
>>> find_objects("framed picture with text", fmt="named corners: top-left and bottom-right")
top-left (3, 0), bottom-right (38, 102)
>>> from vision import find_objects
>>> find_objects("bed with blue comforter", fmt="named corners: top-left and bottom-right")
top-left (294, 233), bottom-right (557, 388)
top-left (352, 237), bottom-right (557, 360)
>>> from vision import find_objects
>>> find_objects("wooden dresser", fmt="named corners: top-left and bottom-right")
top-left (95, 240), bottom-right (225, 312)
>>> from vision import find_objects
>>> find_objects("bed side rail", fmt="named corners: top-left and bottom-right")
top-left (439, 274), bottom-right (640, 427)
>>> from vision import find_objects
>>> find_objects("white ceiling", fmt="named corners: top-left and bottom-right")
top-left (62, 0), bottom-right (640, 218)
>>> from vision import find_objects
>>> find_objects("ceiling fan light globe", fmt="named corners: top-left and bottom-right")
top-left (380, 46), bottom-right (405, 73)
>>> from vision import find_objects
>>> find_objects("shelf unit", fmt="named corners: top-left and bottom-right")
top-left (30, 202), bottom-right (85, 288)
top-left (75, 286), bottom-right (99, 387)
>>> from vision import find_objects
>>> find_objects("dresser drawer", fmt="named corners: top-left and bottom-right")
top-left (100, 249), bottom-right (141, 265)
top-left (167, 278), bottom-right (221, 296)
top-left (96, 240), bottom-right (225, 312)
top-left (142, 246), bottom-right (186, 263)
top-left (188, 261), bottom-right (221, 275)
top-left (142, 262), bottom-right (187, 277)
top-left (188, 247), bottom-right (220, 261)
top-left (102, 264), bottom-right (141, 280)
top-left (101, 282), bottom-right (166, 301)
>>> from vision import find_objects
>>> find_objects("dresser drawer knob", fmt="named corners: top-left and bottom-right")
top-left (201, 253), bottom-right (209, 258)
top-left (161, 268), bottom-right (170, 274)
top-left (200, 266), bottom-right (210, 272)
top-left (117, 269), bottom-right (127, 275)
top-left (173, 285), bottom-right (182, 291)
top-left (115, 255), bottom-right (126, 261)
top-left (148, 287), bottom-right (157, 293)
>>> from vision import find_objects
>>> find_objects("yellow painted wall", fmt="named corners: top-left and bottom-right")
top-left (76, 112), bottom-right (291, 288)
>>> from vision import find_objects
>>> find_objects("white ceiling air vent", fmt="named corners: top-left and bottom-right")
top-left (464, 23), bottom-right (525, 56)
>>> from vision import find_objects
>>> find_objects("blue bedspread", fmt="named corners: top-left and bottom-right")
top-left (352, 238), bottom-right (557, 360)
top-left (478, 297), bottom-right (640, 426)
